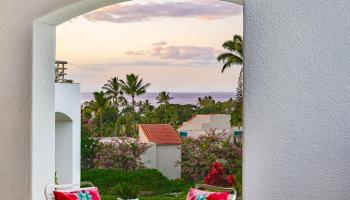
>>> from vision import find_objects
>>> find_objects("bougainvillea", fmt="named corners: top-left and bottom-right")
top-left (179, 129), bottom-right (242, 194)
top-left (204, 161), bottom-right (235, 187)
top-left (94, 137), bottom-right (149, 171)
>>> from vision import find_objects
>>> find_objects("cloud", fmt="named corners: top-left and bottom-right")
top-left (84, 0), bottom-right (242, 23)
top-left (69, 58), bottom-right (221, 71)
top-left (152, 41), bottom-right (168, 46)
top-left (125, 50), bottom-right (145, 56)
top-left (151, 45), bottom-right (217, 60)
top-left (125, 42), bottom-right (222, 61)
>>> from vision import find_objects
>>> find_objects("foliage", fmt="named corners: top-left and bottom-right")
top-left (217, 35), bottom-right (243, 73)
top-left (119, 74), bottom-right (151, 134)
top-left (179, 131), bottom-right (242, 194)
top-left (81, 75), bottom-right (237, 138)
top-left (204, 161), bottom-right (235, 187)
top-left (81, 169), bottom-right (185, 196)
top-left (231, 68), bottom-right (243, 128)
top-left (94, 138), bottom-right (149, 170)
top-left (86, 91), bottom-right (109, 137)
top-left (156, 91), bottom-right (173, 105)
top-left (217, 34), bottom-right (244, 129)
top-left (81, 132), bottom-right (98, 170)
top-left (102, 77), bottom-right (127, 112)
top-left (119, 74), bottom-right (151, 108)
top-left (196, 97), bottom-right (235, 115)
top-left (111, 183), bottom-right (140, 199)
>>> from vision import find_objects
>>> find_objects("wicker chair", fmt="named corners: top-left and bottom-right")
top-left (195, 184), bottom-right (237, 200)
top-left (45, 182), bottom-right (95, 200)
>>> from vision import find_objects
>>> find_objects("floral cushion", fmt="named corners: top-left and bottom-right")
top-left (186, 188), bottom-right (230, 200)
top-left (53, 187), bottom-right (101, 200)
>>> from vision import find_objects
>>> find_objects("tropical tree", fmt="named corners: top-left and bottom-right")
top-left (218, 35), bottom-right (244, 130)
top-left (102, 77), bottom-right (127, 111)
top-left (137, 100), bottom-right (154, 114)
top-left (87, 91), bottom-right (109, 137)
top-left (217, 35), bottom-right (243, 73)
top-left (231, 69), bottom-right (243, 129)
top-left (156, 91), bottom-right (173, 110)
top-left (119, 74), bottom-right (151, 133)
top-left (197, 96), bottom-right (215, 108)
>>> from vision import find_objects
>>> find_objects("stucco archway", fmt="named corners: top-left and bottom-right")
top-left (31, 1), bottom-right (243, 199)
top-left (55, 112), bottom-right (74, 184)
top-left (25, 1), bottom-right (350, 200)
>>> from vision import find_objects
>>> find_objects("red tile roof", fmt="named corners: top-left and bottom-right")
top-left (139, 124), bottom-right (181, 145)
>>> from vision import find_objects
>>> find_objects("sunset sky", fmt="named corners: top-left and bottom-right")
top-left (56, 0), bottom-right (243, 92)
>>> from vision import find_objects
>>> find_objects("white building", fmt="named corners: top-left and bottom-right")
top-left (55, 83), bottom-right (81, 185)
top-left (139, 124), bottom-right (181, 180)
top-left (177, 114), bottom-right (237, 138)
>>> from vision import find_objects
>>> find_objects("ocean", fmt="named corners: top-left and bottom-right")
top-left (81, 92), bottom-right (235, 105)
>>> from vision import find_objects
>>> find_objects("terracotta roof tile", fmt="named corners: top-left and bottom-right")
top-left (139, 124), bottom-right (181, 145)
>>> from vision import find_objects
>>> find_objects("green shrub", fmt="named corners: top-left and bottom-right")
top-left (180, 131), bottom-right (242, 195)
top-left (111, 183), bottom-right (139, 198)
top-left (81, 169), bottom-right (183, 195)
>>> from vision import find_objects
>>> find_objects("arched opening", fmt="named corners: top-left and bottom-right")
top-left (32, 0), bottom-right (244, 199)
top-left (55, 112), bottom-right (73, 184)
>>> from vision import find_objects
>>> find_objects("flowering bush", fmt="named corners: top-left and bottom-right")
top-left (179, 130), bottom-right (242, 194)
top-left (204, 161), bottom-right (235, 187)
top-left (94, 137), bottom-right (149, 171)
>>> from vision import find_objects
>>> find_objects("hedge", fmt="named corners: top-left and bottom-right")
top-left (81, 169), bottom-right (190, 196)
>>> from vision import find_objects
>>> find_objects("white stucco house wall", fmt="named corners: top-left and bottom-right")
top-left (177, 114), bottom-right (236, 138)
top-left (55, 83), bottom-right (81, 184)
top-left (139, 124), bottom-right (181, 180)
top-left (1, 0), bottom-right (350, 200)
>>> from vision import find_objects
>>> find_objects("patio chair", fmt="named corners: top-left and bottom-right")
top-left (45, 182), bottom-right (95, 200)
top-left (195, 184), bottom-right (237, 200)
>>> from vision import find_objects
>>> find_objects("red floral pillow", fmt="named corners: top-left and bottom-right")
top-left (186, 188), bottom-right (230, 200)
top-left (53, 187), bottom-right (101, 200)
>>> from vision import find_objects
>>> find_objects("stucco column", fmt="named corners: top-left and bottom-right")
top-left (243, 0), bottom-right (350, 200)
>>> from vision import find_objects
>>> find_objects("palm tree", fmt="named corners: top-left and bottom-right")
top-left (102, 77), bottom-right (127, 111)
top-left (156, 91), bottom-right (173, 109)
top-left (87, 91), bottom-right (108, 137)
top-left (137, 100), bottom-right (154, 113)
top-left (197, 96), bottom-right (215, 108)
top-left (217, 35), bottom-right (243, 73)
top-left (119, 74), bottom-right (151, 133)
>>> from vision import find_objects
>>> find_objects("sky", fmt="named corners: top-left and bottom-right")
top-left (56, 0), bottom-right (243, 92)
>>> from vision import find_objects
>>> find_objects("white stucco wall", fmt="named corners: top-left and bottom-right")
top-left (139, 128), bottom-right (181, 179)
top-left (55, 119), bottom-right (73, 184)
top-left (243, 1), bottom-right (350, 200)
top-left (140, 143), bottom-right (157, 169)
top-left (55, 83), bottom-right (81, 185)
top-left (1, 0), bottom-right (350, 200)
top-left (156, 145), bottom-right (181, 180)
top-left (178, 114), bottom-right (234, 138)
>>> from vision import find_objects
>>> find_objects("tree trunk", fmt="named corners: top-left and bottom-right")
top-left (132, 96), bottom-right (136, 135)
top-left (100, 114), bottom-right (103, 137)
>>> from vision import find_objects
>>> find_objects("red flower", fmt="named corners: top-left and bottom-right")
top-left (212, 161), bottom-right (221, 168)
top-left (225, 175), bottom-right (235, 186)
top-left (209, 169), bottom-right (218, 176)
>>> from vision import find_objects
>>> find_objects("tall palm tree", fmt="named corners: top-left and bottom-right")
top-left (119, 74), bottom-right (151, 133)
top-left (137, 100), bottom-right (155, 114)
top-left (197, 96), bottom-right (215, 108)
top-left (87, 91), bottom-right (108, 137)
top-left (156, 91), bottom-right (173, 109)
top-left (102, 77), bottom-right (127, 111)
top-left (217, 35), bottom-right (243, 73)
top-left (218, 35), bottom-right (244, 131)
